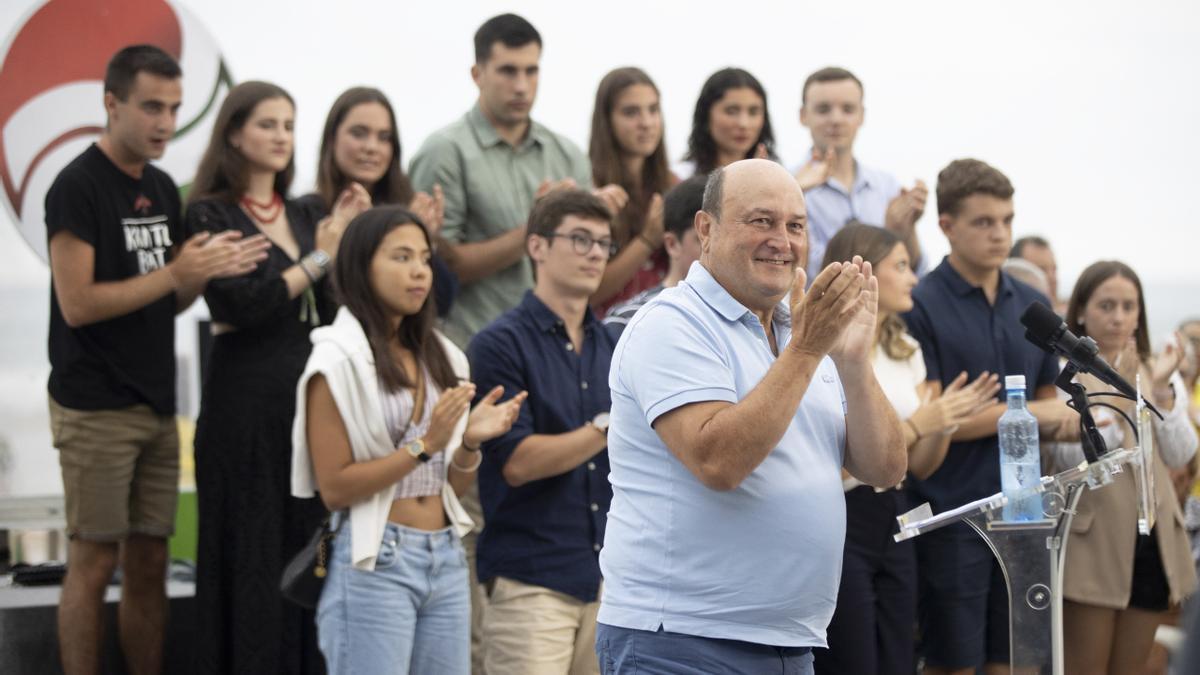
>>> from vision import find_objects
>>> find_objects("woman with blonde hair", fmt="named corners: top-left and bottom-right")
top-left (813, 223), bottom-right (998, 675)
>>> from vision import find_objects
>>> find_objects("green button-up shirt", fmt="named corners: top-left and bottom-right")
top-left (409, 103), bottom-right (592, 347)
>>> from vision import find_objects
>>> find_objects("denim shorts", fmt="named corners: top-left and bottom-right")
top-left (317, 520), bottom-right (469, 674)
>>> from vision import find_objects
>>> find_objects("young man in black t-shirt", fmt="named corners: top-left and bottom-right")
top-left (45, 45), bottom-right (268, 675)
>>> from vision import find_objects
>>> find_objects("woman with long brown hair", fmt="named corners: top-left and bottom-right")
top-left (587, 67), bottom-right (676, 312)
top-left (292, 205), bottom-right (525, 672)
top-left (679, 67), bottom-right (776, 178)
top-left (1051, 260), bottom-right (1197, 674)
top-left (185, 81), bottom-right (367, 674)
top-left (299, 86), bottom-right (459, 317)
top-left (813, 223), bottom-right (998, 675)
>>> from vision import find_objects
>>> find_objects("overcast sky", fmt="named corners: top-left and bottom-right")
top-left (3, 0), bottom-right (1198, 288)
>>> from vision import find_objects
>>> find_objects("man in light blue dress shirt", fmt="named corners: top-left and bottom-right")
top-left (793, 67), bottom-right (930, 282)
top-left (596, 159), bottom-right (906, 674)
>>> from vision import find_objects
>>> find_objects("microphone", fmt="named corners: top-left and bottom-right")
top-left (1019, 301), bottom-right (1138, 400)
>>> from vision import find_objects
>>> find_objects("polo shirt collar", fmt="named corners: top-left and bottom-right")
top-left (519, 290), bottom-right (596, 333)
top-left (468, 103), bottom-right (546, 151)
top-left (936, 256), bottom-right (1016, 300)
top-left (686, 262), bottom-right (790, 328)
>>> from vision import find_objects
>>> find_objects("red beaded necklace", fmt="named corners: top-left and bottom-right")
top-left (240, 192), bottom-right (283, 223)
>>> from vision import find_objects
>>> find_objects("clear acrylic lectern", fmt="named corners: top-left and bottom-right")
top-left (895, 403), bottom-right (1155, 675)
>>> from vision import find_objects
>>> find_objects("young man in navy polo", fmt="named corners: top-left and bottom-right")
top-left (468, 189), bottom-right (616, 675)
top-left (903, 158), bottom-right (1075, 675)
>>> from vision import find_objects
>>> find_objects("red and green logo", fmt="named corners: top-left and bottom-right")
top-left (0, 0), bottom-right (232, 261)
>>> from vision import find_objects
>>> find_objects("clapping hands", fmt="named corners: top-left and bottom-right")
top-left (909, 371), bottom-right (1001, 438)
top-left (410, 185), bottom-right (446, 236)
top-left (170, 229), bottom-right (273, 293)
top-left (318, 182), bottom-right (372, 258)
top-left (884, 180), bottom-right (927, 237)
top-left (794, 147), bottom-right (835, 190)
top-left (464, 385), bottom-right (529, 449)
top-left (788, 256), bottom-right (876, 364)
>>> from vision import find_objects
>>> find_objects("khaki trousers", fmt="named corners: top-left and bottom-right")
top-left (482, 576), bottom-right (601, 675)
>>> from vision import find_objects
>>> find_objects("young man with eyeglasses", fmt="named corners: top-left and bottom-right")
top-left (467, 189), bottom-right (617, 675)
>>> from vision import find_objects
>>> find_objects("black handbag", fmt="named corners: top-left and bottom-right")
top-left (280, 514), bottom-right (343, 609)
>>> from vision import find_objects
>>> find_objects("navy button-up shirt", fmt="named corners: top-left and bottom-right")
top-left (902, 257), bottom-right (1059, 516)
top-left (468, 291), bottom-right (615, 602)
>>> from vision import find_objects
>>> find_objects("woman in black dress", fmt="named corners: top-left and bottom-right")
top-left (185, 81), bottom-right (367, 674)
top-left (299, 86), bottom-right (458, 317)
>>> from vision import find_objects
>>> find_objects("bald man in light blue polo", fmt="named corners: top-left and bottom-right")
top-left (596, 159), bottom-right (906, 674)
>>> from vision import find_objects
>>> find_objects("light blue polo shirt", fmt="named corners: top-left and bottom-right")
top-left (800, 156), bottom-right (930, 280)
top-left (598, 261), bottom-right (848, 648)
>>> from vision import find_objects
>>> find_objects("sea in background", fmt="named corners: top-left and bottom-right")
top-left (1, 280), bottom-right (1197, 498)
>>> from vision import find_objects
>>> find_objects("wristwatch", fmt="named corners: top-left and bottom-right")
top-left (405, 438), bottom-right (431, 463)
top-left (590, 412), bottom-right (610, 436)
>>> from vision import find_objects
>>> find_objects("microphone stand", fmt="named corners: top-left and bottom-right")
top-left (1054, 353), bottom-right (1166, 465)
top-left (1055, 363), bottom-right (1107, 464)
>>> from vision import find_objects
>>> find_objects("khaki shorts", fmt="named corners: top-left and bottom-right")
top-left (49, 397), bottom-right (179, 541)
top-left (482, 576), bottom-right (601, 675)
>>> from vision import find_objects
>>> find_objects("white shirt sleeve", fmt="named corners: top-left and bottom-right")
top-left (1153, 371), bottom-right (1199, 469)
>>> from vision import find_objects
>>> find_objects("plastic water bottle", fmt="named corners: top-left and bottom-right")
top-left (999, 375), bottom-right (1043, 521)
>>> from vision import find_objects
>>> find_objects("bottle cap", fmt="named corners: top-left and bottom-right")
top-left (1005, 375), bottom-right (1026, 390)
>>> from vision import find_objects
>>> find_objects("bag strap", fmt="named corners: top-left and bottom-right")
top-left (326, 509), bottom-right (348, 536)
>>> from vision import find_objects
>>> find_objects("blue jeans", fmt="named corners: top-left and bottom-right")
top-left (596, 623), bottom-right (814, 674)
top-left (317, 521), bottom-right (469, 674)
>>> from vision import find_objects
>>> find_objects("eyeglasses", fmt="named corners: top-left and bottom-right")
top-left (543, 233), bottom-right (618, 258)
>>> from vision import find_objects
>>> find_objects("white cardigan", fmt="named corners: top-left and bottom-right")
top-left (291, 306), bottom-right (474, 571)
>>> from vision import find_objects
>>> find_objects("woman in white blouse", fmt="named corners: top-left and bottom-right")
top-left (813, 223), bottom-right (999, 675)
top-left (1050, 260), bottom-right (1197, 675)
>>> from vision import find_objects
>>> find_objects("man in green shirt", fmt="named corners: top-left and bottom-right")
top-left (410, 13), bottom-right (613, 348)
top-left (409, 15), bottom-right (626, 673)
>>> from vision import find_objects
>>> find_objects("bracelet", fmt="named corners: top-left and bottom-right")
top-left (450, 447), bottom-right (483, 472)
top-left (298, 258), bottom-right (318, 283)
top-left (635, 234), bottom-right (657, 251)
top-left (299, 251), bottom-right (329, 282)
top-left (462, 439), bottom-right (481, 453)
